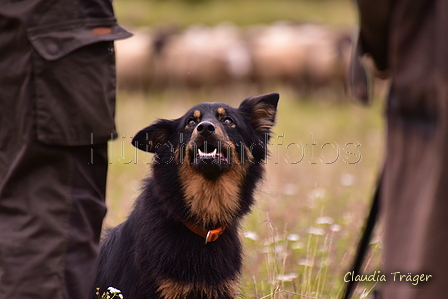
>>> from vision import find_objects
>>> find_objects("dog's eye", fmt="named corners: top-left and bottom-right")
top-left (187, 118), bottom-right (197, 126)
top-left (223, 117), bottom-right (234, 125)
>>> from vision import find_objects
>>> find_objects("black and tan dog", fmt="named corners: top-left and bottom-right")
top-left (93, 93), bottom-right (279, 299)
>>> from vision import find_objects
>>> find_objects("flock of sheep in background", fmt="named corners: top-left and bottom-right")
top-left (115, 22), bottom-right (353, 96)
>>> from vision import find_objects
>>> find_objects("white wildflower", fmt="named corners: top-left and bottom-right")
top-left (243, 231), bottom-right (259, 241)
top-left (276, 273), bottom-right (298, 281)
top-left (282, 183), bottom-right (298, 195)
top-left (307, 227), bottom-right (325, 236)
top-left (107, 287), bottom-right (123, 298)
top-left (340, 173), bottom-right (355, 186)
top-left (298, 259), bottom-right (313, 267)
top-left (330, 224), bottom-right (341, 232)
top-left (287, 233), bottom-right (300, 241)
top-left (316, 216), bottom-right (333, 225)
top-left (107, 287), bottom-right (121, 294)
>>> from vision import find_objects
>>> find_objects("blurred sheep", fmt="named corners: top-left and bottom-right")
top-left (249, 23), bottom-right (352, 94)
top-left (155, 23), bottom-right (252, 88)
top-left (115, 23), bottom-right (352, 95)
top-left (115, 27), bottom-right (155, 91)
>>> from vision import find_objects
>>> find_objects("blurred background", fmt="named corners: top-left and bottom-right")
top-left (106, 0), bottom-right (386, 297)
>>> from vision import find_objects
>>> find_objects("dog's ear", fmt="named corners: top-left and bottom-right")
top-left (239, 92), bottom-right (279, 137)
top-left (132, 119), bottom-right (176, 153)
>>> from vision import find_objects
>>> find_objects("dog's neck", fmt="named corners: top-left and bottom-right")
top-left (177, 153), bottom-right (254, 227)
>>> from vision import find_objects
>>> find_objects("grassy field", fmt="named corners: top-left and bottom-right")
top-left (114, 0), bottom-right (357, 28)
top-left (104, 85), bottom-right (385, 298)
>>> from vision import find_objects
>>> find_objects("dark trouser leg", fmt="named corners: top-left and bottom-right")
top-left (63, 145), bottom-right (108, 299)
top-left (0, 142), bottom-right (107, 299)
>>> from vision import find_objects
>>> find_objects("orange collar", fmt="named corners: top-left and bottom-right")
top-left (182, 221), bottom-right (226, 244)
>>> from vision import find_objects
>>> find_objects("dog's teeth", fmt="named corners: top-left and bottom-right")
top-left (198, 148), bottom-right (218, 157)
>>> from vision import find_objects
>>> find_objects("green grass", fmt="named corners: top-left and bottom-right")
top-left (114, 0), bottom-right (357, 28)
top-left (104, 86), bottom-right (384, 298)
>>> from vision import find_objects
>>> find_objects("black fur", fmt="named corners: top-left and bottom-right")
top-left (92, 93), bottom-right (279, 299)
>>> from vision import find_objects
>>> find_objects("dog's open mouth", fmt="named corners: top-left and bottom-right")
top-left (188, 141), bottom-right (231, 179)
top-left (197, 144), bottom-right (228, 163)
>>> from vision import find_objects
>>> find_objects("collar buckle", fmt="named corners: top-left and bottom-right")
top-left (205, 226), bottom-right (226, 244)
top-left (182, 220), bottom-right (226, 244)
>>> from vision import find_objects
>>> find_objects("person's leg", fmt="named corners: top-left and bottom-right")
top-left (63, 144), bottom-right (108, 299)
top-left (0, 142), bottom-right (107, 299)
top-left (382, 85), bottom-right (448, 298)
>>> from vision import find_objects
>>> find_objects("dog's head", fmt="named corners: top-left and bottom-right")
top-left (132, 93), bottom-right (279, 227)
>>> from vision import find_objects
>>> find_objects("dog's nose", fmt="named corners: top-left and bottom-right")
top-left (197, 121), bottom-right (215, 137)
